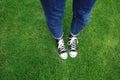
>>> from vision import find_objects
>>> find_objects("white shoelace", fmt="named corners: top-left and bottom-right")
top-left (58, 39), bottom-right (66, 52)
top-left (68, 37), bottom-right (78, 50)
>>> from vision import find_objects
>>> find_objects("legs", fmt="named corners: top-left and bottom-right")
top-left (41, 0), bottom-right (66, 39)
top-left (70, 0), bottom-right (96, 36)
top-left (40, 0), bottom-right (96, 59)
top-left (41, 0), bottom-right (96, 38)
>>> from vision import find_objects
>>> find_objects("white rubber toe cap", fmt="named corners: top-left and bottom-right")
top-left (59, 52), bottom-right (68, 60)
top-left (69, 51), bottom-right (78, 58)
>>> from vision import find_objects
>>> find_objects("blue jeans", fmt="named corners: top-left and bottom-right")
top-left (41, 0), bottom-right (96, 39)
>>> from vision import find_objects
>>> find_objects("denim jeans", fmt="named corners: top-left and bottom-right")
top-left (41, 0), bottom-right (96, 39)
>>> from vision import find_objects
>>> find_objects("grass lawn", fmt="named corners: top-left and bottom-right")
top-left (0, 0), bottom-right (120, 80)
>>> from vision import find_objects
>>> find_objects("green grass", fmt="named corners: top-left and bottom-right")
top-left (0, 0), bottom-right (120, 80)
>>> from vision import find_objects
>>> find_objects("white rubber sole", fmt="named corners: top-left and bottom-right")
top-left (59, 52), bottom-right (68, 60)
top-left (69, 51), bottom-right (78, 58)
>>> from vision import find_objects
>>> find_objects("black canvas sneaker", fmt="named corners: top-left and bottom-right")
top-left (68, 35), bottom-right (78, 58)
top-left (56, 38), bottom-right (68, 59)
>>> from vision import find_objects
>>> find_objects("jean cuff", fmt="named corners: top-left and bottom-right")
top-left (70, 32), bottom-right (80, 37)
top-left (52, 33), bottom-right (64, 40)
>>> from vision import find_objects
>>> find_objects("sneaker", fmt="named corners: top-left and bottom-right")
top-left (56, 38), bottom-right (68, 59)
top-left (68, 35), bottom-right (78, 58)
